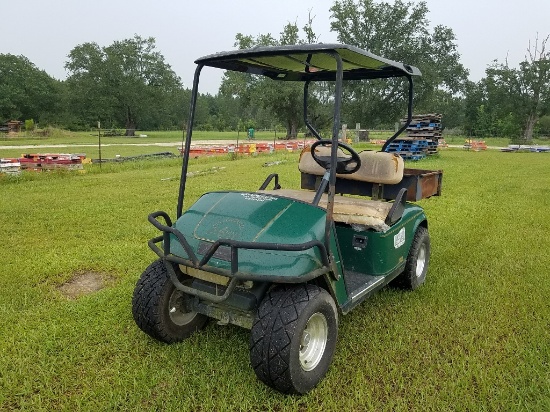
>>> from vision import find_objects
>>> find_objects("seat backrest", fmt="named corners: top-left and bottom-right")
top-left (299, 149), bottom-right (404, 184)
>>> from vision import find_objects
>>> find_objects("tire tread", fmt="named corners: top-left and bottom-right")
top-left (132, 260), bottom-right (207, 343)
top-left (250, 284), bottom-right (331, 394)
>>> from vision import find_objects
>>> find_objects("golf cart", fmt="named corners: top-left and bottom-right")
top-left (132, 44), bottom-right (443, 394)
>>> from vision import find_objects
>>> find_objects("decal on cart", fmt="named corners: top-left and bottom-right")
top-left (394, 227), bottom-right (405, 249)
top-left (241, 193), bottom-right (277, 202)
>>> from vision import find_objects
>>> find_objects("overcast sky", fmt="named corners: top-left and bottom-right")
top-left (3, 0), bottom-right (549, 94)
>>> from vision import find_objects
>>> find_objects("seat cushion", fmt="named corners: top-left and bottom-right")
top-left (299, 149), bottom-right (404, 184)
top-left (258, 189), bottom-right (392, 231)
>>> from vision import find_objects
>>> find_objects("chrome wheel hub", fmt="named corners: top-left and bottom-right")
top-left (168, 289), bottom-right (198, 326)
top-left (299, 313), bottom-right (328, 371)
top-left (415, 243), bottom-right (426, 278)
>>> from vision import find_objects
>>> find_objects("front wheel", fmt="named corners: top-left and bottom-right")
top-left (249, 284), bottom-right (338, 394)
top-left (132, 260), bottom-right (208, 343)
top-left (393, 226), bottom-right (430, 290)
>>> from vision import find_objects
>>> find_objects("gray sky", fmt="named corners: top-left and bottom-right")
top-left (2, 0), bottom-right (549, 94)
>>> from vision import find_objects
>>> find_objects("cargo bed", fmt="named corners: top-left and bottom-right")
top-left (300, 168), bottom-right (443, 201)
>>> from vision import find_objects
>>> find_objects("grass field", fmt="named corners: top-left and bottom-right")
top-left (1, 147), bottom-right (549, 411)
top-left (0, 130), bottom-right (381, 159)
top-left (3, 129), bottom-right (547, 160)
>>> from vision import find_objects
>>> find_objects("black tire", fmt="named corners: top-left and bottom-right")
top-left (249, 284), bottom-right (338, 394)
top-left (393, 226), bottom-right (430, 290)
top-left (132, 260), bottom-right (208, 343)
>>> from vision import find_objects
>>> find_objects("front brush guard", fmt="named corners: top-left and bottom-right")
top-left (147, 211), bottom-right (331, 303)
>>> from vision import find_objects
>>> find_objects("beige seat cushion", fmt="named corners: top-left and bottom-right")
top-left (258, 189), bottom-right (392, 231)
top-left (299, 149), bottom-right (404, 184)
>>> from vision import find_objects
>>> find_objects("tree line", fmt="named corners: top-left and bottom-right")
top-left (1, 0), bottom-right (548, 139)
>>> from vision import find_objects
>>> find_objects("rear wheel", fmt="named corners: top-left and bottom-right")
top-left (394, 226), bottom-right (430, 290)
top-left (249, 284), bottom-right (338, 394)
top-left (132, 260), bottom-right (208, 343)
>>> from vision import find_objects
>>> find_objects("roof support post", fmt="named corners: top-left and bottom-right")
top-left (303, 80), bottom-right (323, 140)
top-left (323, 51), bottom-right (344, 255)
top-left (382, 74), bottom-right (414, 152)
top-left (177, 64), bottom-right (204, 218)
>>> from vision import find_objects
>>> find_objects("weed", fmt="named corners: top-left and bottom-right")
top-left (1, 148), bottom-right (549, 410)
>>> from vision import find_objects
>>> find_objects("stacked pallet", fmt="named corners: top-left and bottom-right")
top-left (502, 144), bottom-right (550, 153)
top-left (1, 154), bottom-right (86, 174)
top-left (180, 140), bottom-right (316, 157)
top-left (406, 114), bottom-right (442, 142)
top-left (463, 140), bottom-right (487, 151)
top-left (385, 114), bottom-right (443, 160)
top-left (14, 154), bottom-right (85, 172)
top-left (384, 139), bottom-right (429, 160)
top-left (0, 158), bottom-right (21, 175)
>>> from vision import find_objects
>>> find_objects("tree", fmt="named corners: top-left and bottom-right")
top-left (330, 0), bottom-right (469, 127)
top-left (220, 17), bottom-right (324, 138)
top-left (418, 89), bottom-right (465, 130)
top-left (24, 119), bottom-right (35, 132)
top-left (538, 115), bottom-right (550, 136)
top-left (470, 35), bottom-right (550, 140)
top-left (65, 35), bottom-right (183, 135)
top-left (463, 80), bottom-right (484, 136)
top-left (0, 54), bottom-right (61, 123)
top-left (520, 35), bottom-right (550, 139)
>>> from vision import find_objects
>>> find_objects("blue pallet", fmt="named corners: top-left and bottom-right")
top-left (392, 139), bottom-right (429, 146)
top-left (402, 153), bottom-right (426, 161)
top-left (411, 122), bottom-right (441, 127)
top-left (387, 148), bottom-right (429, 154)
top-left (385, 139), bottom-right (431, 157)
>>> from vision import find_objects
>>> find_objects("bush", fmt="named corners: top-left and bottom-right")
top-left (25, 119), bottom-right (35, 132)
top-left (537, 115), bottom-right (550, 136)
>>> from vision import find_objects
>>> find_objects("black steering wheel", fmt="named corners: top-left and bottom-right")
top-left (310, 139), bottom-right (361, 174)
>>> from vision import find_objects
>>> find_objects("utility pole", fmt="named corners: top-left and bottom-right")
top-left (98, 121), bottom-right (102, 169)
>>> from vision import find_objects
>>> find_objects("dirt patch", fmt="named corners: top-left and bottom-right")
top-left (57, 271), bottom-right (113, 299)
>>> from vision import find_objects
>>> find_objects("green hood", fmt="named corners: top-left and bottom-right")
top-left (170, 191), bottom-right (328, 279)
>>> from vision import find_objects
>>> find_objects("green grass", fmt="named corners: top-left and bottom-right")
top-left (0, 130), bottom-right (286, 147)
top-left (1, 149), bottom-right (549, 410)
top-left (0, 129), bottom-right (548, 159)
top-left (0, 130), bottom-right (378, 160)
top-left (0, 130), bottom-right (301, 159)
top-left (2, 129), bottom-right (548, 160)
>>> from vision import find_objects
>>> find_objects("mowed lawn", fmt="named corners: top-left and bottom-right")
top-left (0, 148), bottom-right (549, 411)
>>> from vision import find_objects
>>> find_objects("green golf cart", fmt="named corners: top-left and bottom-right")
top-left (132, 44), bottom-right (442, 394)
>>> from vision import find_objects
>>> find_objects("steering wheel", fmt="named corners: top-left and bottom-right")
top-left (310, 140), bottom-right (361, 174)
